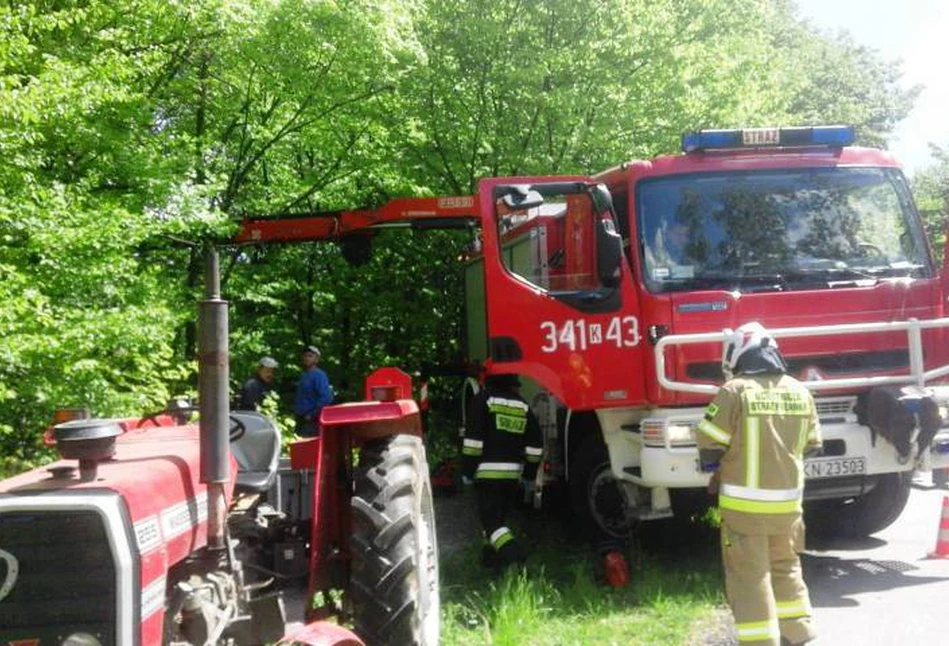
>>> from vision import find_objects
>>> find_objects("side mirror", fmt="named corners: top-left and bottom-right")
top-left (497, 184), bottom-right (545, 211)
top-left (597, 217), bottom-right (623, 288)
top-left (589, 183), bottom-right (615, 214)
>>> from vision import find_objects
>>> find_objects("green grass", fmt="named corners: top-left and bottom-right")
top-left (440, 508), bottom-right (726, 646)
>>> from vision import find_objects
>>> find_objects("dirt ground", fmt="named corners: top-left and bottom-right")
top-left (433, 486), bottom-right (482, 556)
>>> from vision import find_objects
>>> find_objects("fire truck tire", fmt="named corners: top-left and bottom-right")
top-left (568, 437), bottom-right (630, 541)
top-left (805, 472), bottom-right (912, 538)
top-left (350, 435), bottom-right (440, 646)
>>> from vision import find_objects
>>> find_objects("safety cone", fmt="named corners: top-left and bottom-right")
top-left (928, 496), bottom-right (949, 559)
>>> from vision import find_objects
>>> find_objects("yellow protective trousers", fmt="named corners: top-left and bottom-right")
top-left (721, 520), bottom-right (816, 646)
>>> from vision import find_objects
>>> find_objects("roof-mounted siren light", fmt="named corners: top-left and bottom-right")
top-left (681, 125), bottom-right (856, 153)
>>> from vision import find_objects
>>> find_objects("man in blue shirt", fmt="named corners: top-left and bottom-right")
top-left (294, 345), bottom-right (333, 437)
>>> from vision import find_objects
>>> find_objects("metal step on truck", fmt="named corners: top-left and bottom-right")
top-left (234, 124), bottom-right (949, 543)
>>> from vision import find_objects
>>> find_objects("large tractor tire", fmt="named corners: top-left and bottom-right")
top-left (805, 472), bottom-right (912, 538)
top-left (350, 435), bottom-right (439, 646)
top-left (568, 437), bottom-right (631, 542)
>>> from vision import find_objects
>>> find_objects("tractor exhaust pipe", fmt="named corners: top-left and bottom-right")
top-left (198, 247), bottom-right (230, 551)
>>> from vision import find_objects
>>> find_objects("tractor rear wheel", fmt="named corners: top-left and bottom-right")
top-left (350, 435), bottom-right (439, 646)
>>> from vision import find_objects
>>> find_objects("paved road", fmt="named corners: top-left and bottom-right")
top-left (804, 474), bottom-right (949, 645)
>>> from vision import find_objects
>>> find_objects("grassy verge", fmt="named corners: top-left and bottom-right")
top-left (439, 502), bottom-right (725, 646)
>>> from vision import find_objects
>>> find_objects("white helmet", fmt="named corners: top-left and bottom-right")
top-left (722, 322), bottom-right (777, 378)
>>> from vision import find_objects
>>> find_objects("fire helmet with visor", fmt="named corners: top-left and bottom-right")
top-left (722, 322), bottom-right (779, 379)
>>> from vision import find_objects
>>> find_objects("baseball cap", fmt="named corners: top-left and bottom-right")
top-left (259, 356), bottom-right (279, 368)
top-left (304, 345), bottom-right (321, 357)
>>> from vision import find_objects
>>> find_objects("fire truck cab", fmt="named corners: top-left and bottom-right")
top-left (464, 126), bottom-right (949, 540)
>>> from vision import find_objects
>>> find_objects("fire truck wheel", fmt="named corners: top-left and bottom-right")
top-left (805, 472), bottom-right (912, 538)
top-left (569, 437), bottom-right (631, 541)
top-left (350, 435), bottom-right (440, 646)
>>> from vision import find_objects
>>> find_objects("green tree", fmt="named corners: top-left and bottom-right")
top-left (912, 145), bottom-right (949, 263)
top-left (0, 0), bottom-right (420, 468)
top-left (769, 3), bottom-right (920, 148)
top-left (398, 0), bottom-right (793, 192)
top-left (0, 0), bottom-right (198, 467)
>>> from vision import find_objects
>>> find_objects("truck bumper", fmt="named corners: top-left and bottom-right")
top-left (608, 418), bottom-right (946, 491)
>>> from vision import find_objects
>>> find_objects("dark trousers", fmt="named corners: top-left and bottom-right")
top-left (295, 415), bottom-right (319, 438)
top-left (475, 480), bottom-right (519, 552)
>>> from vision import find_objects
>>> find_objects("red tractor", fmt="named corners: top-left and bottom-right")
top-left (0, 251), bottom-right (439, 645)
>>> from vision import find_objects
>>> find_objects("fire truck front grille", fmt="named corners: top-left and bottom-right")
top-left (686, 349), bottom-right (910, 381)
top-left (0, 509), bottom-right (117, 645)
top-left (815, 398), bottom-right (856, 418)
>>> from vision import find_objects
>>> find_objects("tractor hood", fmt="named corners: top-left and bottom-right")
top-left (0, 421), bottom-right (238, 575)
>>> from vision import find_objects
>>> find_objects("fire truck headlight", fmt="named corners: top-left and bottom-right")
top-left (640, 419), bottom-right (697, 448)
top-left (665, 422), bottom-right (697, 447)
top-left (62, 633), bottom-right (102, 646)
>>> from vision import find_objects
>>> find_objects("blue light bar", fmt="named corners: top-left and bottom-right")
top-left (682, 125), bottom-right (856, 152)
top-left (682, 130), bottom-right (743, 152)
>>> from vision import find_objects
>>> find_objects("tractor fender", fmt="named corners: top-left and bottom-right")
top-left (320, 399), bottom-right (423, 440)
top-left (279, 622), bottom-right (365, 646)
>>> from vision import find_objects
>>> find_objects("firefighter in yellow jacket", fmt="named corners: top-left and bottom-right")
top-left (697, 322), bottom-right (822, 646)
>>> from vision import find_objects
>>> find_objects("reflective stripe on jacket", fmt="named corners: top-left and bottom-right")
top-left (462, 386), bottom-right (544, 481)
top-left (696, 374), bottom-right (822, 535)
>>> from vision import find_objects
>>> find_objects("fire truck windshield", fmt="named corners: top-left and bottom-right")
top-left (637, 167), bottom-right (931, 293)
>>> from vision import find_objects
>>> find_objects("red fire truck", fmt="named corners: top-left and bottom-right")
top-left (240, 125), bottom-right (949, 542)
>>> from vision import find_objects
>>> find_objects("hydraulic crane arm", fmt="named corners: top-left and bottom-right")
top-left (234, 195), bottom-right (480, 244)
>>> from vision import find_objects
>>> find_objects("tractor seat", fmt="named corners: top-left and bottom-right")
top-left (229, 411), bottom-right (281, 492)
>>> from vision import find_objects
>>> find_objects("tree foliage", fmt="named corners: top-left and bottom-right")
top-left (0, 0), bottom-right (922, 469)
top-left (912, 144), bottom-right (949, 263)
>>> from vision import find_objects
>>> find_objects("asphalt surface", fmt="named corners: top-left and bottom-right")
top-left (802, 473), bottom-right (949, 645)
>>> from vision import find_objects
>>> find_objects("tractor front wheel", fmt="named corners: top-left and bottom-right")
top-left (350, 435), bottom-right (440, 646)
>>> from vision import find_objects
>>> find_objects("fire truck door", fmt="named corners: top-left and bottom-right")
top-left (477, 177), bottom-right (646, 410)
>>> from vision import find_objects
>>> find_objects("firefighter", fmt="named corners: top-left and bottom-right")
top-left (462, 373), bottom-right (543, 569)
top-left (697, 322), bottom-right (822, 646)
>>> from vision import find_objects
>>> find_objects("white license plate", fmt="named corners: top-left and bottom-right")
top-left (804, 457), bottom-right (866, 479)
